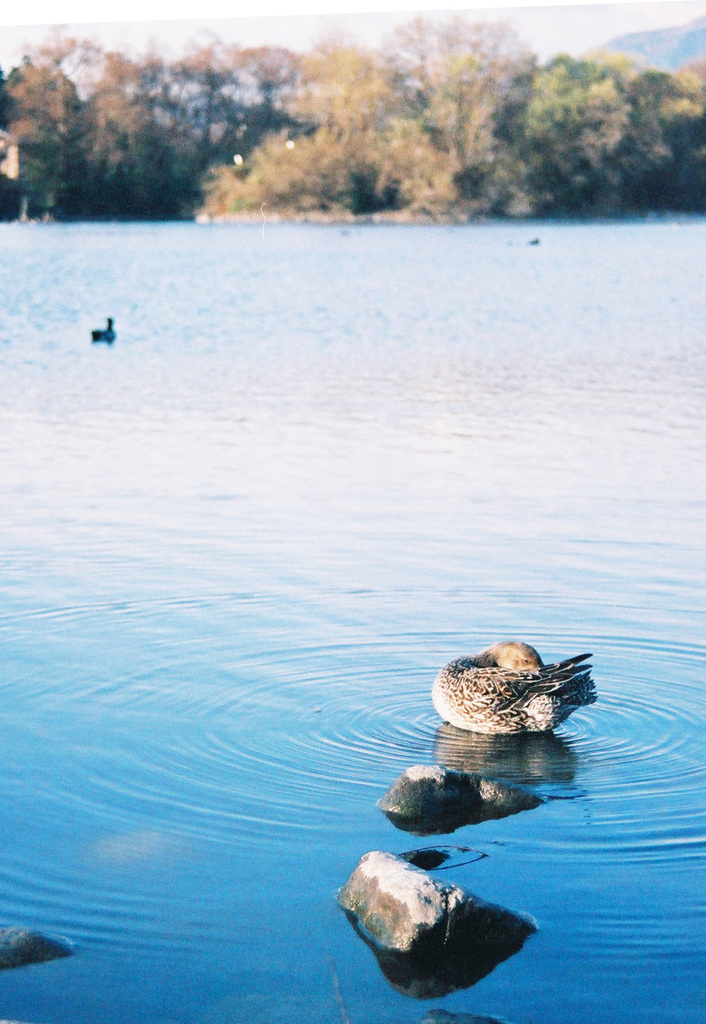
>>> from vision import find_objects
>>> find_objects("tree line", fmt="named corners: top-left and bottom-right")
top-left (2, 19), bottom-right (706, 221)
top-left (0, 33), bottom-right (298, 219)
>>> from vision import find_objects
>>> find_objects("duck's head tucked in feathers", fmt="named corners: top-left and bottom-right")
top-left (472, 641), bottom-right (544, 672)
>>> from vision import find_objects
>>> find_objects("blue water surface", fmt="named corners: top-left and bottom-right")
top-left (0, 220), bottom-right (704, 1024)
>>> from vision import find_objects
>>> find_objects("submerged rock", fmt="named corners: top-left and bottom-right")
top-left (401, 847), bottom-right (452, 870)
top-left (378, 765), bottom-right (542, 835)
top-left (400, 845), bottom-right (486, 871)
top-left (337, 851), bottom-right (535, 997)
top-left (0, 929), bottom-right (72, 970)
top-left (421, 1012), bottom-right (512, 1024)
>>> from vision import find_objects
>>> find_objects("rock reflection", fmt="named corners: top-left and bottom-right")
top-left (434, 724), bottom-right (578, 787)
top-left (356, 920), bottom-right (532, 999)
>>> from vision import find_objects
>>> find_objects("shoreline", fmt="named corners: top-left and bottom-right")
top-left (2, 209), bottom-right (703, 227)
top-left (195, 208), bottom-right (476, 226)
top-left (195, 207), bottom-right (706, 226)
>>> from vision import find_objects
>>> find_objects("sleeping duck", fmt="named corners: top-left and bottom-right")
top-left (432, 641), bottom-right (595, 734)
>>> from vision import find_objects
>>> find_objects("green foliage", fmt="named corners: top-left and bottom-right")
top-left (3, 21), bottom-right (706, 221)
top-left (620, 68), bottom-right (706, 210)
top-left (523, 54), bottom-right (631, 212)
top-left (523, 53), bottom-right (706, 213)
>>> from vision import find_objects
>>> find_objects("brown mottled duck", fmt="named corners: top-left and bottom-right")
top-left (432, 641), bottom-right (595, 734)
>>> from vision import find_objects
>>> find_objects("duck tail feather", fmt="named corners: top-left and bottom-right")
top-left (560, 653), bottom-right (593, 668)
top-left (556, 669), bottom-right (597, 707)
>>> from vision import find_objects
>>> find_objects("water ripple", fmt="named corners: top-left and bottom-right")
top-left (0, 625), bottom-right (703, 966)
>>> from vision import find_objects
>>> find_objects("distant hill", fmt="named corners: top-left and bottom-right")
top-left (601, 15), bottom-right (706, 70)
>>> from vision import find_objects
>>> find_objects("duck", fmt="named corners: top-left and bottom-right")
top-left (432, 641), bottom-right (595, 735)
top-left (91, 318), bottom-right (116, 344)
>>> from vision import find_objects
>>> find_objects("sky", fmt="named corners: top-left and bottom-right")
top-left (2, 0), bottom-right (706, 68)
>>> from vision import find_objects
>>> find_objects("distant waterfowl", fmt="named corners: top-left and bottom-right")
top-left (432, 642), bottom-right (595, 734)
top-left (91, 318), bottom-right (115, 344)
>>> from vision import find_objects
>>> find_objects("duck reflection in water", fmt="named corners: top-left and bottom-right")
top-left (434, 723), bottom-right (579, 788)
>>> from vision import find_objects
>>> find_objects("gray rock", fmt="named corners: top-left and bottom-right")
top-left (378, 765), bottom-right (542, 835)
top-left (0, 929), bottom-right (72, 970)
top-left (338, 850), bottom-right (459, 953)
top-left (337, 851), bottom-right (535, 996)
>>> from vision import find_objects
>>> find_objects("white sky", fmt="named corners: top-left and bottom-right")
top-left (2, 0), bottom-right (706, 67)
top-left (2, 0), bottom-right (704, 22)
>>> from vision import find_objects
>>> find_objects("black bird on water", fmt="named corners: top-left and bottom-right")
top-left (91, 318), bottom-right (116, 343)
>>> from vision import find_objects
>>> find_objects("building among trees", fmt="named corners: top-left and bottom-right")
top-left (0, 128), bottom-right (21, 218)
top-left (0, 129), bottom-right (19, 180)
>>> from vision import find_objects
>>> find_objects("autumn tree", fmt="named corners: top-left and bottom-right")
top-left (288, 39), bottom-right (403, 212)
top-left (6, 35), bottom-right (99, 215)
top-left (385, 18), bottom-right (536, 213)
top-left (233, 46), bottom-right (300, 153)
top-left (0, 67), bottom-right (9, 128)
top-left (82, 51), bottom-right (187, 217)
top-left (214, 39), bottom-right (406, 215)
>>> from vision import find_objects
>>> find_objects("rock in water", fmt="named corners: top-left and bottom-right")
top-left (0, 929), bottom-right (72, 970)
top-left (378, 765), bottom-right (541, 835)
top-left (338, 850), bottom-right (455, 953)
top-left (337, 851), bottom-right (535, 996)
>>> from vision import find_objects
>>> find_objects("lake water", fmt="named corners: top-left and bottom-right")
top-left (0, 220), bottom-right (704, 1024)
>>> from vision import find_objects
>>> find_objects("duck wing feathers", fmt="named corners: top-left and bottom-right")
top-left (440, 654), bottom-right (595, 711)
